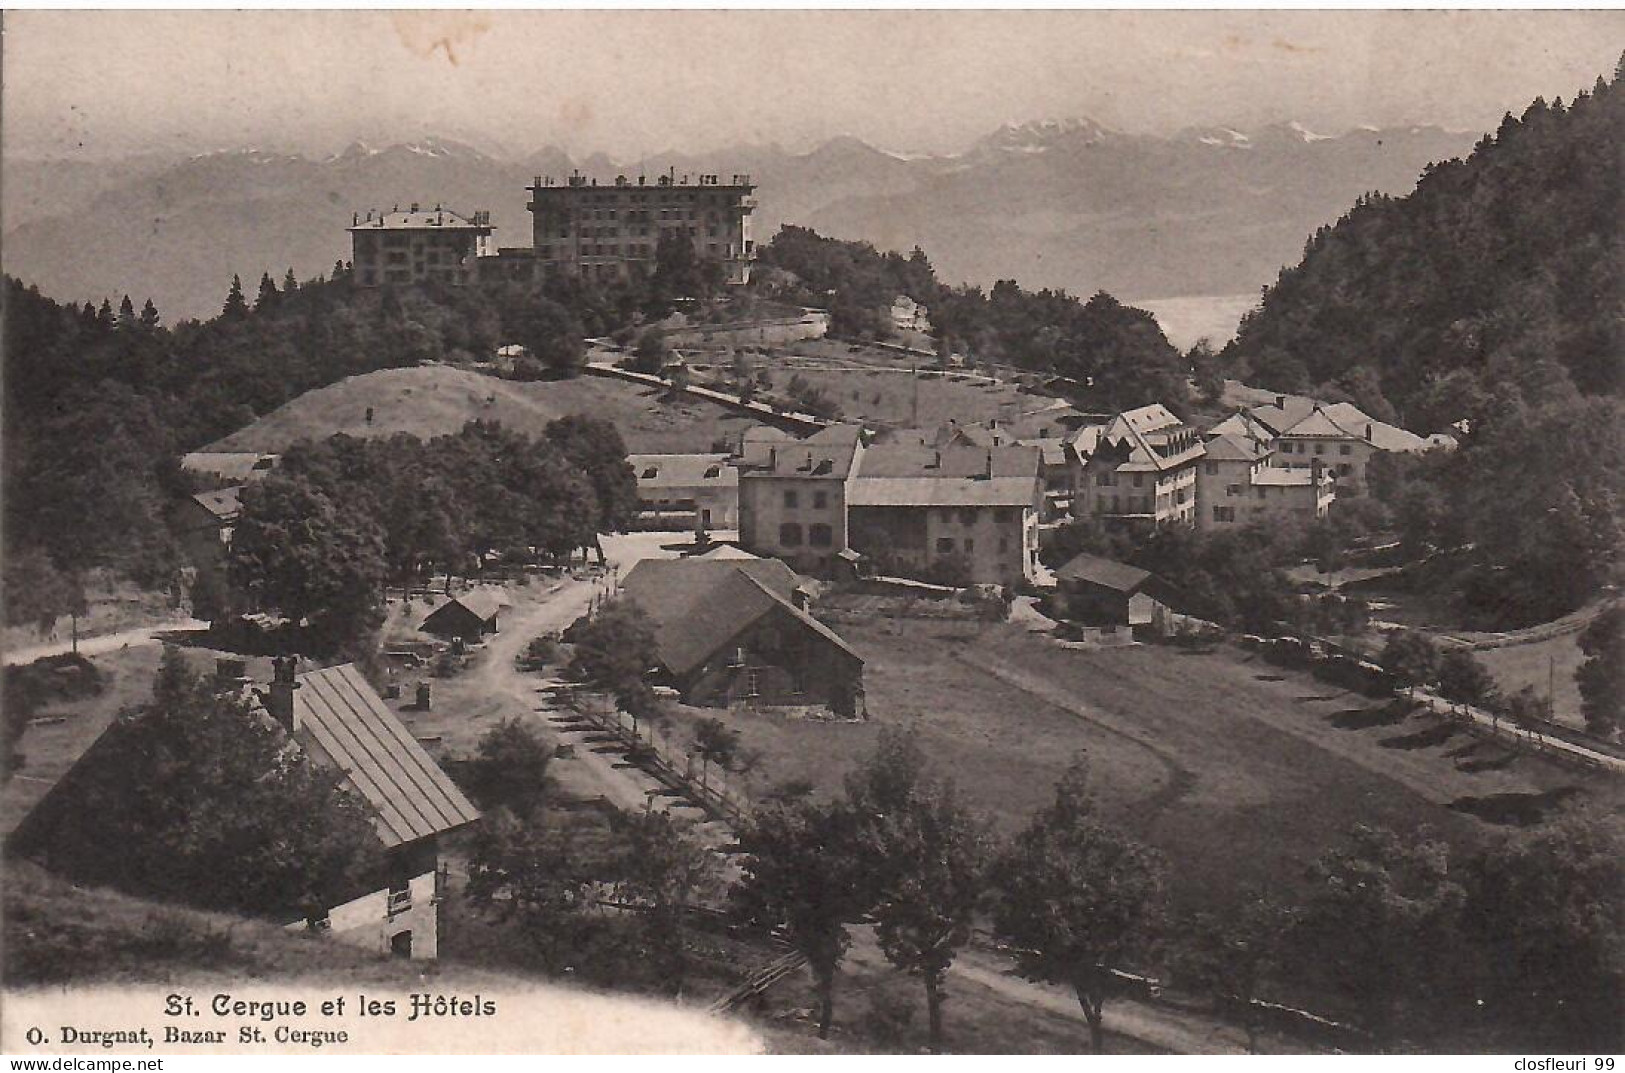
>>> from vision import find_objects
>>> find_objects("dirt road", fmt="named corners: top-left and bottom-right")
top-left (3, 619), bottom-right (208, 666)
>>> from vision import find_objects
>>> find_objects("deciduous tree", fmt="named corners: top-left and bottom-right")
top-left (991, 758), bottom-right (1166, 1052)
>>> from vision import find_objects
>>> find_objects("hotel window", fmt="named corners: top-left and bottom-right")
top-left (1314, 443), bottom-right (1326, 455)
top-left (995, 508), bottom-right (1014, 523)
top-left (964, 538), bottom-right (975, 554)
top-left (779, 523), bottom-right (803, 547)
top-left (1132, 474), bottom-right (1144, 488)
top-left (958, 509), bottom-right (978, 525)
top-left (1204, 462), bottom-right (1219, 475)
top-left (809, 523), bottom-right (833, 548)
top-left (813, 491), bottom-right (828, 509)
top-left (935, 538), bottom-right (956, 554)
top-left (783, 490), bottom-right (798, 508)
top-left (1339, 444), bottom-right (1352, 455)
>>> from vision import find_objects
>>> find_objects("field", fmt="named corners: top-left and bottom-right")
top-left (1472, 631), bottom-right (1588, 729)
top-left (207, 364), bottom-right (759, 455)
top-left (673, 619), bottom-right (1610, 915)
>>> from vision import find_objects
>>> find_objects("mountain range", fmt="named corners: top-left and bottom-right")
top-left (2, 118), bottom-right (1479, 327)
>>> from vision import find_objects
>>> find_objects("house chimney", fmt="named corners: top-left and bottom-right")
top-left (1365, 423), bottom-right (1373, 442)
top-left (1276, 395), bottom-right (1287, 408)
top-left (263, 656), bottom-right (300, 733)
top-left (215, 657), bottom-right (248, 691)
top-left (985, 449), bottom-right (994, 478)
top-left (410, 201), bottom-right (420, 213)
top-left (791, 587), bottom-right (811, 612)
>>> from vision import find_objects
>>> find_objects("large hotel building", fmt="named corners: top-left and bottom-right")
top-left (350, 171), bottom-right (756, 288)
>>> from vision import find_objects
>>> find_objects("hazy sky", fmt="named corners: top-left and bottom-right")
top-left (6, 10), bottom-right (1622, 160)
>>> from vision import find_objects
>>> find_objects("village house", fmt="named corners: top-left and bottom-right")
top-left (619, 557), bottom-right (864, 716)
top-left (169, 486), bottom-right (242, 614)
top-left (9, 658), bottom-right (478, 961)
top-left (1051, 552), bottom-right (1179, 630)
top-left (890, 295), bottom-right (930, 333)
top-left (1071, 404), bottom-right (1205, 529)
top-left (845, 443), bottom-right (1043, 586)
top-left (626, 453), bottom-right (739, 531)
top-left (264, 661), bottom-right (478, 958)
top-left (419, 590), bottom-right (507, 642)
top-left (1195, 432), bottom-right (1335, 532)
top-left (736, 425), bottom-right (865, 575)
top-left (737, 424), bottom-right (1045, 585)
top-left (1211, 395), bottom-right (1434, 493)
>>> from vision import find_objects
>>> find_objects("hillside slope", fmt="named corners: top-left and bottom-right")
top-left (1, 861), bottom-right (763, 1054)
top-left (1223, 61), bottom-right (1623, 425)
top-left (206, 365), bottom-right (758, 455)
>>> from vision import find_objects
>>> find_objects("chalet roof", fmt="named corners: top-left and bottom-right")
top-left (1207, 411), bottom-right (1276, 444)
top-left (627, 453), bottom-right (738, 488)
top-left (1202, 434), bottom-right (1267, 463)
top-left (291, 664), bottom-right (480, 847)
top-left (180, 451), bottom-right (279, 483)
top-left (421, 589), bottom-right (505, 631)
top-left (1055, 552), bottom-right (1152, 593)
top-left (1076, 405), bottom-right (1205, 473)
top-left (620, 559), bottom-right (859, 678)
top-left (692, 543), bottom-right (760, 560)
top-left (191, 486), bottom-right (243, 522)
top-left (847, 444), bottom-right (1041, 508)
top-left (1020, 437), bottom-right (1074, 467)
top-left (1276, 406), bottom-right (1358, 440)
top-left (348, 207), bottom-right (489, 231)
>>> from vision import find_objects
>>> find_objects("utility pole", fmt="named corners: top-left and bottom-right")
top-left (1548, 653), bottom-right (1556, 721)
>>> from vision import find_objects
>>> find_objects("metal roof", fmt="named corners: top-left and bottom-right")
top-left (293, 664), bottom-right (479, 848)
top-left (1055, 552), bottom-right (1153, 593)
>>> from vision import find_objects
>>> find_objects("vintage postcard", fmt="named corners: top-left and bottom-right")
top-left (1, 9), bottom-right (1620, 1060)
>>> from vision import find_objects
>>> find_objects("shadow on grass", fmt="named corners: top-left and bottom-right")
top-left (1379, 721), bottom-right (1458, 750)
top-left (1449, 786), bottom-right (1583, 826)
top-left (1329, 706), bottom-right (1409, 731)
top-left (1254, 674), bottom-right (1286, 682)
top-left (1458, 752), bottom-right (1520, 774)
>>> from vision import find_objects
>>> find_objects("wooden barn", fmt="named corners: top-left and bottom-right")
top-left (419, 590), bottom-right (506, 642)
top-left (620, 558), bottom-right (865, 716)
top-left (1052, 552), bottom-right (1177, 629)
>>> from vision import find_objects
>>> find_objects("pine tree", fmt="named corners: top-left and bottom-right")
top-left (95, 298), bottom-right (116, 333)
top-left (254, 272), bottom-right (278, 312)
top-left (116, 295), bottom-right (136, 330)
top-left (282, 268), bottom-right (299, 295)
top-left (222, 275), bottom-right (249, 320)
top-left (139, 298), bottom-right (161, 329)
top-left (332, 259), bottom-right (347, 280)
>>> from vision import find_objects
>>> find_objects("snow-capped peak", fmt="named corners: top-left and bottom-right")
top-left (980, 117), bottom-right (1117, 154)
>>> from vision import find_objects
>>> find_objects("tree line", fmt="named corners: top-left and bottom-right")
top-left (731, 730), bottom-right (1620, 1054)
top-left (757, 226), bottom-right (1192, 412)
top-left (217, 418), bottom-right (637, 654)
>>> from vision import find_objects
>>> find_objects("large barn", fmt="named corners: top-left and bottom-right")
top-left (619, 558), bottom-right (864, 716)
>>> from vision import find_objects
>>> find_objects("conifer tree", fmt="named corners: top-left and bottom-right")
top-left (95, 298), bottom-right (116, 333)
top-left (139, 298), bottom-right (161, 329)
top-left (255, 271), bottom-right (278, 312)
top-left (282, 268), bottom-right (299, 295)
top-left (116, 295), bottom-right (136, 330)
top-left (222, 275), bottom-right (249, 320)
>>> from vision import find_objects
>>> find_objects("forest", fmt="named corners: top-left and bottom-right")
top-left (1224, 56), bottom-right (1623, 431)
top-left (759, 225), bottom-right (1192, 410)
